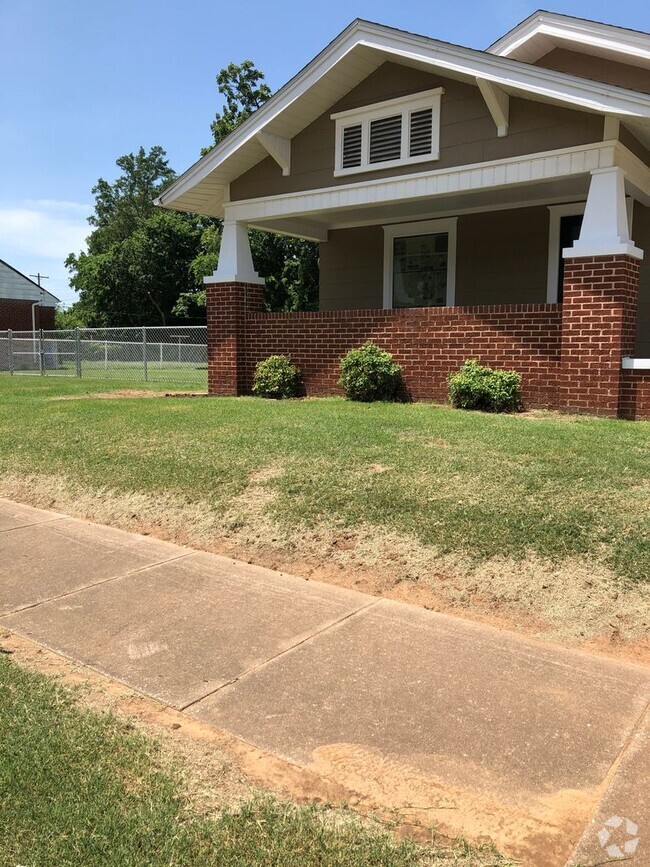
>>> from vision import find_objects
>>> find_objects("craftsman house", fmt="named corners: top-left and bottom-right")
top-left (0, 260), bottom-right (58, 331)
top-left (157, 11), bottom-right (650, 418)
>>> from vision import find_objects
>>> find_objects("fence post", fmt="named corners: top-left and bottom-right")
top-left (7, 330), bottom-right (13, 375)
top-left (39, 329), bottom-right (45, 376)
top-left (75, 328), bottom-right (82, 377)
top-left (142, 326), bottom-right (148, 382)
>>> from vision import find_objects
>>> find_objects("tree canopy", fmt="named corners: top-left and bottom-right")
top-left (65, 62), bottom-right (318, 326)
top-left (66, 148), bottom-right (203, 326)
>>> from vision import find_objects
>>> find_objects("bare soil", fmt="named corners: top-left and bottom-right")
top-left (0, 630), bottom-right (480, 852)
top-left (49, 390), bottom-right (208, 400)
top-left (2, 470), bottom-right (648, 664)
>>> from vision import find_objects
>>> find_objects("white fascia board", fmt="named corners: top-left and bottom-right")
top-left (488, 12), bottom-right (650, 63)
top-left (358, 26), bottom-right (650, 117)
top-left (156, 19), bottom-right (650, 214)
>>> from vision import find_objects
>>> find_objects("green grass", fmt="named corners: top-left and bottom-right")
top-left (0, 374), bottom-right (648, 582)
top-left (12, 359), bottom-right (208, 388)
top-left (0, 656), bottom-right (510, 866)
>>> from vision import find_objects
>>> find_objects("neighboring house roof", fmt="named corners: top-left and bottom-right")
top-left (156, 14), bottom-right (650, 219)
top-left (0, 259), bottom-right (59, 307)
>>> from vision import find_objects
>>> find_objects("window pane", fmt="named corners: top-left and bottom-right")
top-left (393, 233), bottom-right (448, 308)
top-left (369, 115), bottom-right (402, 163)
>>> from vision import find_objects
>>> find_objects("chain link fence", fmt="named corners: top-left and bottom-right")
top-left (0, 326), bottom-right (208, 389)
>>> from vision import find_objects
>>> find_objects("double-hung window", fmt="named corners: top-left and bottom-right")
top-left (383, 219), bottom-right (457, 309)
top-left (332, 88), bottom-right (443, 177)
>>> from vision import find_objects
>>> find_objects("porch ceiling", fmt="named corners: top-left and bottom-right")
top-left (229, 140), bottom-right (650, 242)
top-left (251, 175), bottom-right (592, 237)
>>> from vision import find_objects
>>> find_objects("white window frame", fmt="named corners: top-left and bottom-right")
top-left (382, 218), bottom-right (457, 310)
top-left (546, 199), bottom-right (634, 302)
top-left (332, 88), bottom-right (443, 178)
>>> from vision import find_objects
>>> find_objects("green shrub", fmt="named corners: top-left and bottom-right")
top-left (252, 355), bottom-right (301, 399)
top-left (339, 342), bottom-right (402, 402)
top-left (448, 359), bottom-right (522, 413)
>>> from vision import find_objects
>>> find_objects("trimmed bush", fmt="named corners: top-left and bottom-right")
top-left (252, 355), bottom-right (301, 399)
top-left (339, 342), bottom-right (402, 402)
top-left (448, 359), bottom-right (522, 413)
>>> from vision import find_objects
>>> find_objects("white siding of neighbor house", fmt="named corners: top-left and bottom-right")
top-left (0, 261), bottom-right (58, 306)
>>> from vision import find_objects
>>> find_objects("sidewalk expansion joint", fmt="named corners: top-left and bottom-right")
top-left (179, 598), bottom-right (380, 712)
top-left (0, 516), bottom-right (67, 533)
top-left (0, 551), bottom-right (195, 618)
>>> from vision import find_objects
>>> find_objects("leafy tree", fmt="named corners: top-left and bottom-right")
top-left (54, 302), bottom-right (90, 330)
top-left (206, 60), bottom-right (272, 151)
top-left (66, 148), bottom-right (203, 325)
top-left (196, 62), bottom-right (319, 311)
top-left (86, 146), bottom-right (175, 253)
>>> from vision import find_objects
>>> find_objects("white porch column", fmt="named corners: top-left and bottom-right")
top-left (204, 220), bottom-right (265, 285)
top-left (564, 166), bottom-right (643, 260)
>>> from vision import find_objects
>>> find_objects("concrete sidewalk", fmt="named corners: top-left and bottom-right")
top-left (0, 498), bottom-right (648, 866)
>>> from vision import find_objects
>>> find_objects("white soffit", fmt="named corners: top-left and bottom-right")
top-left (487, 11), bottom-right (650, 69)
top-left (156, 18), bottom-right (650, 218)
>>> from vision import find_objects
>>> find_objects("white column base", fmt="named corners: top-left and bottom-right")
top-left (563, 167), bottom-right (644, 261)
top-left (203, 274), bottom-right (265, 285)
top-left (563, 241), bottom-right (644, 260)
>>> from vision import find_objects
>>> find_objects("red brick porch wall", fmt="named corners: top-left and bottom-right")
top-left (243, 304), bottom-right (562, 406)
top-left (0, 299), bottom-right (55, 331)
top-left (205, 252), bottom-right (649, 418)
top-left (620, 371), bottom-right (650, 420)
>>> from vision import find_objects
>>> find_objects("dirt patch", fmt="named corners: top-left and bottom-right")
top-left (47, 388), bottom-right (209, 401)
top-left (49, 390), bottom-right (208, 401)
top-left (0, 631), bottom-right (508, 861)
top-left (1, 472), bottom-right (648, 663)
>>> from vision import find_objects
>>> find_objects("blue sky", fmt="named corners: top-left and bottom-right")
top-left (1, 0), bottom-right (648, 305)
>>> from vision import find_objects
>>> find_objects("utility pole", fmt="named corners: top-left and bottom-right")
top-left (30, 272), bottom-right (50, 288)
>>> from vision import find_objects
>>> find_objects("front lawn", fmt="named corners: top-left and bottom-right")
top-left (0, 655), bottom-right (510, 866)
top-left (0, 375), bottom-right (647, 646)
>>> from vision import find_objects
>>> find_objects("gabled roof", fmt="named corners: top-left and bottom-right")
top-left (0, 259), bottom-right (60, 306)
top-left (487, 10), bottom-right (650, 67)
top-left (156, 16), bottom-right (650, 219)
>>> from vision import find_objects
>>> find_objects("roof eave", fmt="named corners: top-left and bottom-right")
top-left (156, 18), bottom-right (650, 217)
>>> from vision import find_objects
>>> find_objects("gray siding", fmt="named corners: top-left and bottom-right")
top-left (231, 62), bottom-right (604, 201)
top-left (319, 205), bottom-right (550, 311)
top-left (534, 47), bottom-right (650, 94)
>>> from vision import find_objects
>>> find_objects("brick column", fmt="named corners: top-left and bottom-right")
top-left (559, 255), bottom-right (640, 416)
top-left (205, 281), bottom-right (264, 396)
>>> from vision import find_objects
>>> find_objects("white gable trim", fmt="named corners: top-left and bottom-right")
top-left (488, 11), bottom-right (650, 65)
top-left (156, 19), bottom-right (650, 216)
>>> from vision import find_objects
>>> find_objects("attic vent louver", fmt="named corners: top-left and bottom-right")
top-left (369, 114), bottom-right (402, 163)
top-left (332, 87), bottom-right (443, 177)
top-left (409, 108), bottom-right (433, 157)
top-left (341, 124), bottom-right (362, 168)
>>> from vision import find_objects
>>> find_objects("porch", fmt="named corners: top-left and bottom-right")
top-left (205, 151), bottom-right (650, 418)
